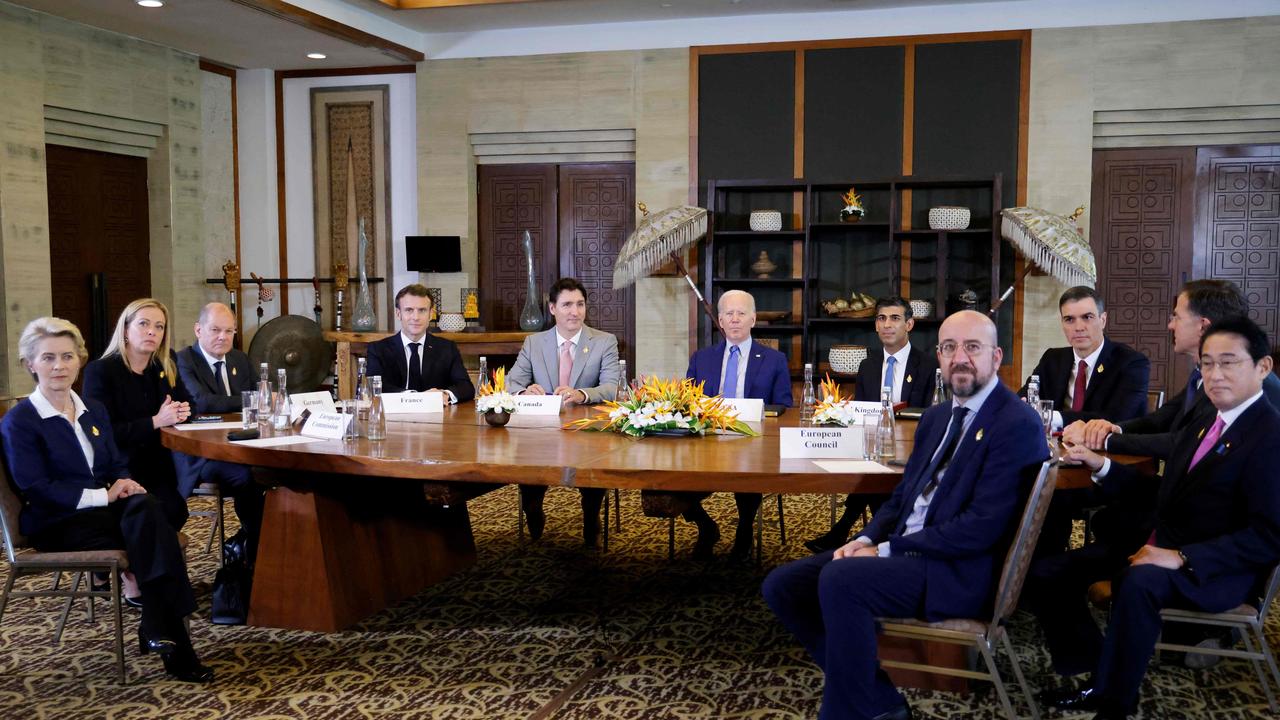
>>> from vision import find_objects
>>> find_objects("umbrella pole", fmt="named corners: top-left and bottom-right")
top-left (668, 252), bottom-right (721, 333)
top-left (989, 263), bottom-right (1036, 316)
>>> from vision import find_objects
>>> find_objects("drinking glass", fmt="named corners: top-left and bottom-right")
top-left (341, 400), bottom-right (359, 443)
top-left (1037, 400), bottom-right (1055, 437)
top-left (862, 416), bottom-right (881, 460)
top-left (241, 391), bottom-right (258, 429)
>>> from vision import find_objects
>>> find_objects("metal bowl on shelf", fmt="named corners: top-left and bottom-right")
top-left (755, 310), bottom-right (790, 324)
top-left (828, 344), bottom-right (868, 375)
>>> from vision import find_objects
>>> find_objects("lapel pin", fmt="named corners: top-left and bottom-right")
top-left (976, 428), bottom-right (984, 442)
top-left (907, 375), bottom-right (913, 384)
top-left (1198, 427), bottom-right (1206, 439)
top-left (1097, 364), bottom-right (1105, 374)
top-left (755, 353), bottom-right (762, 358)
top-left (91, 426), bottom-right (100, 437)
top-left (159, 371), bottom-right (165, 379)
top-left (231, 367), bottom-right (237, 376)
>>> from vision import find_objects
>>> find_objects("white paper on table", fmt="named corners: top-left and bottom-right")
top-left (290, 392), bottom-right (336, 421)
top-left (174, 421), bottom-right (244, 431)
top-left (382, 391), bottom-right (444, 415)
top-left (513, 395), bottom-right (562, 415)
top-left (229, 435), bottom-right (324, 448)
top-left (300, 411), bottom-right (351, 440)
top-left (812, 460), bottom-right (897, 473)
top-left (719, 398), bottom-right (763, 422)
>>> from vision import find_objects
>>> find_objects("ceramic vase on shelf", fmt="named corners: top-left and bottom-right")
top-left (750, 251), bottom-right (777, 278)
top-left (518, 229), bottom-right (544, 331)
top-left (351, 218), bottom-right (377, 332)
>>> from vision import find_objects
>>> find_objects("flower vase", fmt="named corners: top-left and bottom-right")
top-left (351, 218), bottom-right (377, 332)
top-left (839, 209), bottom-right (863, 224)
top-left (484, 409), bottom-right (511, 427)
top-left (518, 229), bottom-right (544, 331)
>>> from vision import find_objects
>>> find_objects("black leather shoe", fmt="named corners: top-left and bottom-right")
top-left (728, 533), bottom-right (754, 562)
top-left (162, 653), bottom-right (215, 683)
top-left (1037, 681), bottom-right (1100, 711)
top-left (691, 520), bottom-right (720, 560)
top-left (523, 504), bottom-right (546, 541)
top-left (870, 700), bottom-right (912, 720)
top-left (138, 629), bottom-right (178, 657)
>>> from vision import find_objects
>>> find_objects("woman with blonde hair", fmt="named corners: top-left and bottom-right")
top-left (83, 298), bottom-right (192, 531)
top-left (1, 317), bottom-right (212, 682)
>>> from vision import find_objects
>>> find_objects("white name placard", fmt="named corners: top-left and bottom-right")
top-left (382, 391), bottom-right (444, 415)
top-left (290, 391), bottom-right (336, 421)
top-left (513, 394), bottom-right (563, 415)
top-left (720, 398), bottom-right (764, 422)
top-left (780, 427), bottom-right (865, 458)
top-left (300, 411), bottom-right (351, 440)
top-left (847, 401), bottom-right (885, 421)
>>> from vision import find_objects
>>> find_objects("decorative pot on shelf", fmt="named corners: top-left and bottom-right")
top-left (928, 206), bottom-right (971, 230)
top-left (750, 251), bottom-right (777, 278)
top-left (438, 312), bottom-right (466, 333)
top-left (749, 210), bottom-right (783, 232)
top-left (840, 187), bottom-right (866, 223)
top-left (828, 344), bottom-right (868, 375)
top-left (484, 409), bottom-right (511, 427)
top-left (908, 299), bottom-right (934, 319)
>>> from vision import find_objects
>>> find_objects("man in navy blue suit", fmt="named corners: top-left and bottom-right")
top-left (654, 289), bottom-right (792, 559)
top-left (365, 284), bottom-right (475, 404)
top-left (1035, 316), bottom-right (1280, 720)
top-left (764, 311), bottom-right (1048, 720)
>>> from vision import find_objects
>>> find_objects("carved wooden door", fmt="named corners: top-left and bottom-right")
top-left (1195, 146), bottom-right (1280, 348)
top-left (478, 165), bottom-right (558, 333)
top-left (46, 144), bottom-right (151, 360)
top-left (1090, 148), bottom-right (1196, 395)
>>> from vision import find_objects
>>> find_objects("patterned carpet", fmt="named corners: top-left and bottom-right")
top-left (1, 487), bottom-right (1277, 719)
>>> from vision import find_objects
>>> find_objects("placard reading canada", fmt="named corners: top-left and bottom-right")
top-left (513, 395), bottom-right (563, 415)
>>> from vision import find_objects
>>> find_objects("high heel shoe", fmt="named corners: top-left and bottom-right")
top-left (162, 652), bottom-right (215, 683)
top-left (137, 629), bottom-right (178, 656)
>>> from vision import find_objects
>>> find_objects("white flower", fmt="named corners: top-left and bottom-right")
top-left (476, 392), bottom-right (517, 414)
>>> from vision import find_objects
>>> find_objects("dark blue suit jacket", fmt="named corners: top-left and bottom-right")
top-left (1019, 338), bottom-right (1150, 425)
top-left (1104, 396), bottom-right (1280, 610)
top-left (365, 332), bottom-right (475, 402)
top-left (1, 396), bottom-right (131, 537)
top-left (861, 381), bottom-right (1049, 620)
top-left (686, 339), bottom-right (793, 406)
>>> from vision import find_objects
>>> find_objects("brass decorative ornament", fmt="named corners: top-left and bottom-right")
top-left (976, 429), bottom-right (984, 442)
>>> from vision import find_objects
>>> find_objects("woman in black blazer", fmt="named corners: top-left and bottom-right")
top-left (1, 317), bottom-right (211, 682)
top-left (82, 298), bottom-right (192, 531)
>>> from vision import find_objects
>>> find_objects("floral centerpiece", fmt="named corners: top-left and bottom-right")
top-left (475, 367), bottom-right (517, 426)
top-left (840, 187), bottom-right (866, 223)
top-left (566, 376), bottom-right (759, 438)
top-left (812, 375), bottom-right (861, 427)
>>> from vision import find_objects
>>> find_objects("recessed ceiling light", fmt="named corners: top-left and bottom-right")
top-left (136, 0), bottom-right (164, 7)
top-left (307, 53), bottom-right (327, 60)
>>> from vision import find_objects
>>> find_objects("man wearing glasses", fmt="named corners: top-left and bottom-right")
top-left (765, 311), bottom-right (1048, 720)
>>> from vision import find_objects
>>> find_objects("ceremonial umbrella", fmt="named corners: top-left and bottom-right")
top-left (990, 205), bottom-right (1096, 314)
top-left (613, 203), bottom-right (719, 331)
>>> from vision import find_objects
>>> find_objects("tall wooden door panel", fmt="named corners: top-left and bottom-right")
top-left (46, 144), bottom-right (151, 359)
top-left (558, 164), bottom-right (635, 370)
top-left (1195, 146), bottom-right (1280, 346)
top-left (1090, 148), bottom-right (1196, 395)
top-left (477, 165), bottom-right (558, 332)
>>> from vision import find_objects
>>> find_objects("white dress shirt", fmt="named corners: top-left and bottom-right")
top-left (1052, 342), bottom-right (1105, 430)
top-left (400, 330), bottom-right (457, 404)
top-left (29, 387), bottom-right (105, 509)
top-left (881, 343), bottom-right (912, 404)
top-left (718, 337), bottom-right (753, 399)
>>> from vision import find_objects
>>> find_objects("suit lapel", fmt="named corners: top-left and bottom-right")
top-left (1168, 407), bottom-right (1251, 505)
top-left (76, 412), bottom-right (109, 475)
top-left (920, 388), bottom-right (1006, 523)
top-left (902, 347), bottom-right (922, 402)
top-left (393, 332), bottom-right (411, 385)
top-left (541, 330), bottom-right (561, 388)
top-left (569, 327), bottom-right (591, 388)
top-left (1081, 340), bottom-right (1112, 407)
top-left (189, 346), bottom-right (219, 394)
top-left (743, 342), bottom-right (765, 398)
top-left (704, 341), bottom-right (727, 396)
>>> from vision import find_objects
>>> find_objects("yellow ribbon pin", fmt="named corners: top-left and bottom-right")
top-left (1097, 364), bottom-right (1105, 374)
top-left (159, 371), bottom-right (165, 379)
top-left (583, 346), bottom-right (590, 354)
top-left (976, 429), bottom-right (984, 441)
top-left (231, 367), bottom-right (237, 376)
top-left (91, 426), bottom-right (100, 437)
top-left (907, 375), bottom-right (913, 384)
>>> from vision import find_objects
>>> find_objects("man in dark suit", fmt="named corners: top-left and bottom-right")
top-left (806, 295), bottom-right (939, 552)
top-left (365, 284), bottom-right (475, 405)
top-left (764, 311), bottom-right (1049, 720)
top-left (174, 302), bottom-right (264, 558)
top-left (651, 289), bottom-right (792, 559)
top-left (1034, 316), bottom-right (1280, 720)
top-left (1020, 286), bottom-right (1149, 429)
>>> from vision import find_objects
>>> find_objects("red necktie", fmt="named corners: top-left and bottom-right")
top-left (1071, 359), bottom-right (1087, 412)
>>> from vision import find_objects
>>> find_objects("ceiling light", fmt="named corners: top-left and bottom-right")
top-left (307, 53), bottom-right (327, 60)
top-left (136, 0), bottom-right (164, 7)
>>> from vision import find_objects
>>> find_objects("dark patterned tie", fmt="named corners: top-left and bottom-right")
top-left (918, 405), bottom-right (971, 497)
top-left (213, 361), bottom-right (228, 396)
top-left (408, 343), bottom-right (423, 391)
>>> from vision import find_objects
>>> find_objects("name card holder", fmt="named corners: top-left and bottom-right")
top-left (300, 411), bottom-right (351, 440)
top-left (780, 427), bottom-right (865, 459)
top-left (382, 391), bottom-right (445, 415)
top-left (290, 391), bottom-right (336, 421)
top-left (720, 398), bottom-right (764, 422)
top-left (513, 394), bottom-right (562, 415)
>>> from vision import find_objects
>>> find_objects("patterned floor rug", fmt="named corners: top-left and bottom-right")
top-left (1, 486), bottom-right (1275, 719)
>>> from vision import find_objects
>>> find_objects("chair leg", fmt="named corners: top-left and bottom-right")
top-left (111, 568), bottom-right (126, 684)
top-left (755, 501), bottom-right (765, 565)
top-left (613, 489), bottom-right (621, 531)
top-left (667, 518), bottom-right (675, 561)
top-left (829, 494), bottom-right (837, 528)
top-left (0, 568), bottom-right (17, 624)
top-left (978, 639), bottom-right (1019, 720)
top-left (602, 494), bottom-right (610, 552)
top-left (517, 491), bottom-right (525, 543)
top-left (54, 572), bottom-right (83, 644)
top-left (1257, 621), bottom-right (1280, 713)
top-left (1243, 623), bottom-right (1279, 713)
top-left (776, 494), bottom-right (786, 545)
top-left (1001, 629), bottom-right (1041, 720)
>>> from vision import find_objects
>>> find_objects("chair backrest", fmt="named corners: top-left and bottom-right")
top-left (1147, 390), bottom-right (1166, 413)
top-left (987, 460), bottom-right (1053, 633)
top-left (1256, 564), bottom-right (1280, 625)
top-left (0, 404), bottom-right (27, 563)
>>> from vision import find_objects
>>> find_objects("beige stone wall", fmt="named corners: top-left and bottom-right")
top-left (418, 48), bottom-right (692, 378)
top-left (201, 71), bottom-right (236, 312)
top-left (1023, 16), bottom-right (1280, 380)
top-left (0, 3), bottom-right (204, 394)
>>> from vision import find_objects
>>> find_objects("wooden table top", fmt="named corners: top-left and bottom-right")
top-left (162, 405), bottom-right (1126, 495)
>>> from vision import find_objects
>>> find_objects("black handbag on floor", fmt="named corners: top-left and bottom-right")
top-left (211, 559), bottom-right (251, 625)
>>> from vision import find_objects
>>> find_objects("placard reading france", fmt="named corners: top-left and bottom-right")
top-left (382, 391), bottom-right (444, 414)
top-left (779, 427), bottom-right (865, 459)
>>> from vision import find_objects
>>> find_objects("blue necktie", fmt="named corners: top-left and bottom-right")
top-left (918, 405), bottom-right (971, 497)
top-left (1183, 367), bottom-right (1202, 411)
top-left (884, 355), bottom-right (898, 401)
top-left (722, 345), bottom-right (740, 399)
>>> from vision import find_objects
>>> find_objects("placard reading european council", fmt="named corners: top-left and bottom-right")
top-left (779, 427), bottom-right (865, 458)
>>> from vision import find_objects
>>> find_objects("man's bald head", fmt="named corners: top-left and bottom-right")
top-left (936, 310), bottom-right (1002, 398)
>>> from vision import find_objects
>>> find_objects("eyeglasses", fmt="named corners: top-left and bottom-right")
top-left (937, 341), bottom-right (993, 358)
top-left (1200, 357), bottom-right (1250, 374)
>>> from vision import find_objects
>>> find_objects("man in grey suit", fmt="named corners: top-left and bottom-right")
top-left (506, 277), bottom-right (621, 546)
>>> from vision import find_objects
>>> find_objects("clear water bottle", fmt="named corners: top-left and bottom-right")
top-left (477, 355), bottom-right (489, 392)
top-left (932, 367), bottom-right (948, 406)
top-left (1027, 374), bottom-right (1041, 406)
top-left (366, 375), bottom-right (386, 441)
top-left (616, 359), bottom-right (632, 402)
top-left (356, 357), bottom-right (371, 434)
top-left (800, 363), bottom-right (816, 425)
top-left (256, 362), bottom-right (272, 428)
top-left (879, 385), bottom-right (897, 461)
top-left (273, 368), bottom-right (291, 431)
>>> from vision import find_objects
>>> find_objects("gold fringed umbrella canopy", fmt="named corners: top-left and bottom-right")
top-left (990, 205), bottom-right (1096, 314)
top-left (613, 203), bottom-right (718, 330)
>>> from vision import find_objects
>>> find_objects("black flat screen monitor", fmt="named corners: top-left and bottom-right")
top-left (405, 235), bottom-right (462, 273)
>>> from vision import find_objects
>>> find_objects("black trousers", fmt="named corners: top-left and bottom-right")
top-left (31, 494), bottom-right (196, 641)
top-left (1022, 540), bottom-right (1131, 676)
top-left (192, 460), bottom-right (264, 552)
top-left (519, 485), bottom-right (606, 529)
